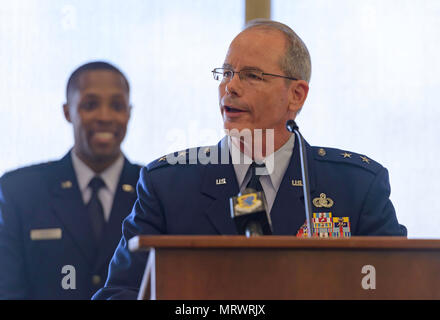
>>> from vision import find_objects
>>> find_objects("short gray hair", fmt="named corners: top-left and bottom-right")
top-left (244, 19), bottom-right (312, 83)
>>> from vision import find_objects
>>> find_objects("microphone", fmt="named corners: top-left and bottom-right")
top-left (230, 188), bottom-right (272, 237)
top-left (286, 119), bottom-right (315, 237)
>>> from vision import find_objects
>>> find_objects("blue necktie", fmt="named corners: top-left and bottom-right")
top-left (87, 176), bottom-right (106, 243)
top-left (246, 162), bottom-right (265, 192)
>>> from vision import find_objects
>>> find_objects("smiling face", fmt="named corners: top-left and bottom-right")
top-left (63, 70), bottom-right (131, 172)
top-left (219, 28), bottom-right (308, 151)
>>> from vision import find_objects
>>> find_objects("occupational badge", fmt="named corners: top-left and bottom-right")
top-left (312, 193), bottom-right (334, 208)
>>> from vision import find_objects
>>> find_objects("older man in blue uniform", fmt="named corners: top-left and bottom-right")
top-left (93, 20), bottom-right (406, 300)
top-left (0, 62), bottom-right (141, 299)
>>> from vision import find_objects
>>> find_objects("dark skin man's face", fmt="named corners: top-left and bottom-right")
top-left (63, 70), bottom-right (131, 173)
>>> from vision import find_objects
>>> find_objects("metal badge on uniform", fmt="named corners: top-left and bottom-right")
top-left (216, 178), bottom-right (227, 185)
top-left (61, 180), bottom-right (72, 189)
top-left (122, 184), bottom-right (135, 193)
top-left (291, 179), bottom-right (303, 187)
top-left (360, 156), bottom-right (371, 164)
top-left (30, 228), bottom-right (62, 240)
top-left (312, 193), bottom-right (334, 208)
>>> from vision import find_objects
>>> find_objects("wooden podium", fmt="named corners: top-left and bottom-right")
top-left (128, 236), bottom-right (440, 300)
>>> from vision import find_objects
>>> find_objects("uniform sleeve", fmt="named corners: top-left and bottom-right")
top-left (0, 176), bottom-right (29, 299)
top-left (356, 167), bottom-right (407, 236)
top-left (92, 166), bottom-right (166, 300)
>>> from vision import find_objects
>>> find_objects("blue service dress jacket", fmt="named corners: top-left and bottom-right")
top-left (0, 152), bottom-right (141, 299)
top-left (93, 138), bottom-right (407, 300)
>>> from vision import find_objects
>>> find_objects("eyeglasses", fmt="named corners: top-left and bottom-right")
top-left (211, 67), bottom-right (298, 84)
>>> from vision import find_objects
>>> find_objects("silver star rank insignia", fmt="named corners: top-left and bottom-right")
top-left (360, 156), bottom-right (370, 164)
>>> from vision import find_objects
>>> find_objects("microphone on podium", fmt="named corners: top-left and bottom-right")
top-left (230, 188), bottom-right (272, 237)
top-left (286, 119), bottom-right (315, 237)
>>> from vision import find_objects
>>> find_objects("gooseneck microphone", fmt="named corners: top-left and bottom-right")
top-left (286, 119), bottom-right (314, 237)
top-left (230, 188), bottom-right (272, 237)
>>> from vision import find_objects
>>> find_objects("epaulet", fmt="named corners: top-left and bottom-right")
top-left (146, 145), bottom-right (216, 172)
top-left (146, 154), bottom-right (174, 172)
top-left (311, 146), bottom-right (383, 174)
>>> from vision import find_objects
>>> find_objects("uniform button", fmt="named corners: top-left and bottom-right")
top-left (92, 275), bottom-right (101, 286)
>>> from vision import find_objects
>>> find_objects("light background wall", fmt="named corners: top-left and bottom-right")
top-left (1, 0), bottom-right (438, 238)
top-left (272, 0), bottom-right (440, 238)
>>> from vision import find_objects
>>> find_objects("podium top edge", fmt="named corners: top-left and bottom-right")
top-left (128, 235), bottom-right (440, 252)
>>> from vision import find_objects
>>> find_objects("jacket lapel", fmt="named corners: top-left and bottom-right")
top-left (270, 137), bottom-right (317, 235)
top-left (94, 159), bottom-right (139, 271)
top-left (201, 141), bottom-right (240, 235)
top-left (48, 152), bottom-right (95, 265)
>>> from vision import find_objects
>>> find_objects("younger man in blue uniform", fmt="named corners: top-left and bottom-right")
top-left (0, 61), bottom-right (141, 299)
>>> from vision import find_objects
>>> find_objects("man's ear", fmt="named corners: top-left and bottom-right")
top-left (63, 103), bottom-right (72, 123)
top-left (288, 80), bottom-right (309, 113)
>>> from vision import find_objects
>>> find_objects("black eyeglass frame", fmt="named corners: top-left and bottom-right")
top-left (211, 67), bottom-right (298, 82)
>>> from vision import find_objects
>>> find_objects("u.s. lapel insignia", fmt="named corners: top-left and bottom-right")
top-left (216, 178), bottom-right (227, 185)
top-left (341, 152), bottom-right (352, 158)
top-left (291, 179), bottom-right (303, 187)
top-left (312, 193), bottom-right (334, 208)
top-left (61, 180), bottom-right (72, 189)
top-left (158, 156), bottom-right (167, 162)
top-left (122, 184), bottom-right (135, 193)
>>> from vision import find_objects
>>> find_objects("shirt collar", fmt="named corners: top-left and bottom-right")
top-left (71, 150), bottom-right (125, 196)
top-left (269, 134), bottom-right (295, 192)
top-left (228, 137), bottom-right (252, 188)
top-left (228, 134), bottom-right (295, 191)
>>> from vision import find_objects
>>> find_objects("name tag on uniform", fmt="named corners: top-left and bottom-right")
top-left (30, 228), bottom-right (62, 240)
